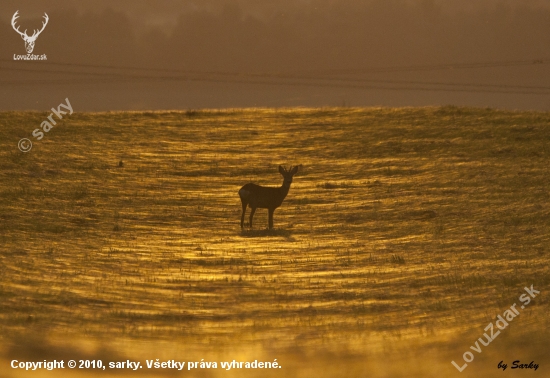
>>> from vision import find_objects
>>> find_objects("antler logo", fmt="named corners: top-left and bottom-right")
top-left (11, 10), bottom-right (49, 54)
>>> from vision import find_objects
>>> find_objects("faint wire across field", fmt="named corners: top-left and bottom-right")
top-left (1, 58), bottom-right (549, 96)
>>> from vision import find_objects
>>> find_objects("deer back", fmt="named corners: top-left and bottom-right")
top-left (240, 183), bottom-right (288, 209)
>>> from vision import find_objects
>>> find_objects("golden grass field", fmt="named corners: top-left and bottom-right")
top-left (0, 107), bottom-right (549, 377)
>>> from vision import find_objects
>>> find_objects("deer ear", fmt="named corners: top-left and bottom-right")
top-left (279, 165), bottom-right (285, 174)
top-left (290, 165), bottom-right (300, 175)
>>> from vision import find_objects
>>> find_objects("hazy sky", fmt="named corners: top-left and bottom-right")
top-left (3, 1), bottom-right (550, 30)
top-left (1, 0), bottom-right (549, 110)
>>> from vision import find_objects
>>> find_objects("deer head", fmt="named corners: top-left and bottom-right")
top-left (11, 11), bottom-right (49, 54)
top-left (279, 165), bottom-right (300, 185)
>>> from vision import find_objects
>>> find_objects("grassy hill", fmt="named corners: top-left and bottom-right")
top-left (0, 107), bottom-right (549, 377)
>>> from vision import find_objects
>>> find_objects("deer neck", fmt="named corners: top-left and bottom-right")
top-left (279, 179), bottom-right (292, 198)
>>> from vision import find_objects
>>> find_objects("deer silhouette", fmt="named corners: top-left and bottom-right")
top-left (239, 165), bottom-right (300, 229)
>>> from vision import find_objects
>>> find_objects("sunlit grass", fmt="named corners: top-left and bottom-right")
top-left (0, 106), bottom-right (549, 377)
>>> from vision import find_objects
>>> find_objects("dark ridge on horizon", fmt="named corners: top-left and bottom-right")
top-left (1, 0), bottom-right (549, 110)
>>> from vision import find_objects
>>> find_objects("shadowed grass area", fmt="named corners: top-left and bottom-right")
top-left (0, 106), bottom-right (549, 377)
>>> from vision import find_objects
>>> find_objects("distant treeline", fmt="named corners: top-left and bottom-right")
top-left (1, 1), bottom-right (549, 72)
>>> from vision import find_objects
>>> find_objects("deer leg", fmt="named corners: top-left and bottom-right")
top-left (240, 202), bottom-right (247, 229)
top-left (268, 208), bottom-right (274, 229)
top-left (249, 207), bottom-right (256, 228)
